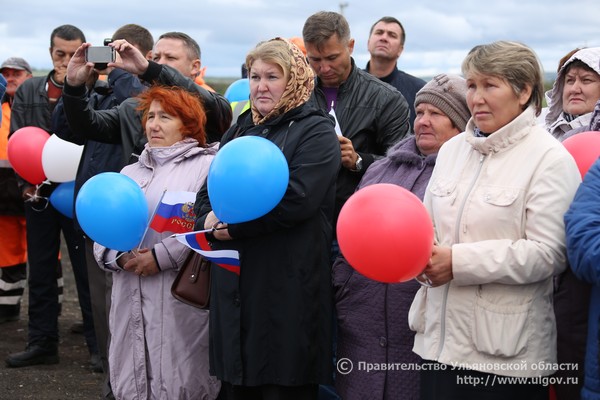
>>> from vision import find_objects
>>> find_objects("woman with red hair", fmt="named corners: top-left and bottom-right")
top-left (94, 85), bottom-right (220, 399)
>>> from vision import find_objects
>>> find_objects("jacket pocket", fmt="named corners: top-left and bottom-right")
top-left (408, 287), bottom-right (427, 334)
top-left (472, 287), bottom-right (531, 357)
top-left (476, 185), bottom-right (524, 229)
top-left (428, 179), bottom-right (458, 205)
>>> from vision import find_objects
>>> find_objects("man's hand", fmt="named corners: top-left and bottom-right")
top-left (66, 43), bottom-right (95, 87)
top-left (338, 135), bottom-right (359, 170)
top-left (109, 40), bottom-right (150, 76)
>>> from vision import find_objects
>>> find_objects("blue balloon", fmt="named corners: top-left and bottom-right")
top-left (75, 172), bottom-right (148, 251)
top-left (50, 181), bottom-right (75, 218)
top-left (208, 136), bottom-right (289, 223)
top-left (224, 78), bottom-right (250, 103)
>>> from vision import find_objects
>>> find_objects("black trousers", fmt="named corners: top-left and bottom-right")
top-left (84, 236), bottom-right (114, 399)
top-left (24, 201), bottom-right (96, 353)
top-left (420, 362), bottom-right (549, 400)
top-left (219, 383), bottom-right (318, 400)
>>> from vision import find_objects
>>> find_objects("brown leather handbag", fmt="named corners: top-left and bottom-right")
top-left (171, 251), bottom-right (211, 309)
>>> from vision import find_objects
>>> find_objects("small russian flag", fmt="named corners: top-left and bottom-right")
top-left (149, 191), bottom-right (196, 234)
top-left (174, 231), bottom-right (240, 275)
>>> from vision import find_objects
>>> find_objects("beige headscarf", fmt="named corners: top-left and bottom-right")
top-left (249, 37), bottom-right (315, 125)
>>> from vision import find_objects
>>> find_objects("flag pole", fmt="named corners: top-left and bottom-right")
top-left (135, 189), bottom-right (167, 252)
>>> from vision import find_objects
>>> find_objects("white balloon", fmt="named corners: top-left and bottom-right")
top-left (41, 134), bottom-right (84, 182)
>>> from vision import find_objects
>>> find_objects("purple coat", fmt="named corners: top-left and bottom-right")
top-left (333, 136), bottom-right (435, 400)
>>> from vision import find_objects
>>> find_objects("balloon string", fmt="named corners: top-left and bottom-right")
top-left (136, 189), bottom-right (167, 250)
top-left (24, 181), bottom-right (51, 203)
top-left (104, 251), bottom-right (127, 266)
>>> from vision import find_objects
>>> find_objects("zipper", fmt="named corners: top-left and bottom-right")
top-left (435, 152), bottom-right (486, 359)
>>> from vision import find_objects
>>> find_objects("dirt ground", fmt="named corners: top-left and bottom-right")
top-left (0, 240), bottom-right (105, 400)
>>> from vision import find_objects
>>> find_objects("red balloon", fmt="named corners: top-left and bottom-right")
top-left (337, 183), bottom-right (434, 283)
top-left (7, 126), bottom-right (50, 185)
top-left (562, 131), bottom-right (600, 179)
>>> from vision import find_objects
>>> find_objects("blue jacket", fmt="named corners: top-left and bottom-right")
top-left (565, 158), bottom-right (600, 399)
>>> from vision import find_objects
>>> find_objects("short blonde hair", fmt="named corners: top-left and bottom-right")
top-left (462, 41), bottom-right (544, 116)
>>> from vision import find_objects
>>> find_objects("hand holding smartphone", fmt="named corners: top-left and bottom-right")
top-left (85, 46), bottom-right (115, 70)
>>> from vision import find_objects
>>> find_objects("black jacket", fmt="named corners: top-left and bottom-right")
top-left (52, 69), bottom-right (146, 233)
top-left (62, 62), bottom-right (232, 166)
top-left (307, 58), bottom-right (411, 231)
top-left (365, 61), bottom-right (426, 129)
top-left (194, 103), bottom-right (341, 386)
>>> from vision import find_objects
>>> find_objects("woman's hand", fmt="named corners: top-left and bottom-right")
top-left (122, 248), bottom-right (160, 277)
top-left (416, 245), bottom-right (453, 288)
top-left (204, 211), bottom-right (233, 241)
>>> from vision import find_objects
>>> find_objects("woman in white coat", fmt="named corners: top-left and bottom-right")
top-left (410, 41), bottom-right (581, 399)
top-left (94, 86), bottom-right (220, 400)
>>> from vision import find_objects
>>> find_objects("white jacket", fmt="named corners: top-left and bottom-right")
top-left (409, 107), bottom-right (581, 377)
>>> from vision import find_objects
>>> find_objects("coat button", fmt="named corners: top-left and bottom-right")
top-left (262, 129), bottom-right (269, 134)
top-left (379, 337), bottom-right (387, 347)
top-left (234, 296), bottom-right (240, 307)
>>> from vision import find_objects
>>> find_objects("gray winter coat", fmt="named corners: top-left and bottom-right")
top-left (95, 139), bottom-right (220, 400)
top-left (333, 137), bottom-right (432, 400)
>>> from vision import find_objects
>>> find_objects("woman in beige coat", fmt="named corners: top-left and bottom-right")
top-left (410, 41), bottom-right (581, 399)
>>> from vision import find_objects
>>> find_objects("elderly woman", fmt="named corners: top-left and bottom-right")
top-left (410, 41), bottom-right (580, 399)
top-left (332, 73), bottom-right (469, 400)
top-left (94, 86), bottom-right (220, 399)
top-left (545, 47), bottom-right (600, 140)
top-left (194, 38), bottom-right (341, 399)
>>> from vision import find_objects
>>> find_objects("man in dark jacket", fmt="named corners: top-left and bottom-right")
top-left (303, 11), bottom-right (411, 240)
top-left (52, 24), bottom-right (153, 388)
top-left (5, 24), bottom-right (97, 369)
top-left (302, 11), bottom-right (411, 400)
top-left (365, 16), bottom-right (426, 129)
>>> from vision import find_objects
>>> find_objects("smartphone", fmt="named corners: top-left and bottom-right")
top-left (85, 46), bottom-right (115, 70)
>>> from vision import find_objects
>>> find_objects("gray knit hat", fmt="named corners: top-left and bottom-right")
top-left (415, 73), bottom-right (470, 132)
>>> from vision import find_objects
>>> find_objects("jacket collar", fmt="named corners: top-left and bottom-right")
top-left (138, 138), bottom-right (217, 168)
top-left (465, 106), bottom-right (536, 155)
top-left (387, 136), bottom-right (437, 167)
top-left (364, 61), bottom-right (400, 84)
top-left (315, 57), bottom-right (358, 95)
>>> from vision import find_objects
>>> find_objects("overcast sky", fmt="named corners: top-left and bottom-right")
top-left (1, 0), bottom-right (599, 79)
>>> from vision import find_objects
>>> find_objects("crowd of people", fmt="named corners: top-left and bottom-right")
top-left (0, 9), bottom-right (599, 400)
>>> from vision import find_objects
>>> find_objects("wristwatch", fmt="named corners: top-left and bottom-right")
top-left (352, 153), bottom-right (363, 172)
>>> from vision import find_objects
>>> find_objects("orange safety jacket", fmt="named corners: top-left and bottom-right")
top-left (0, 100), bottom-right (27, 267)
